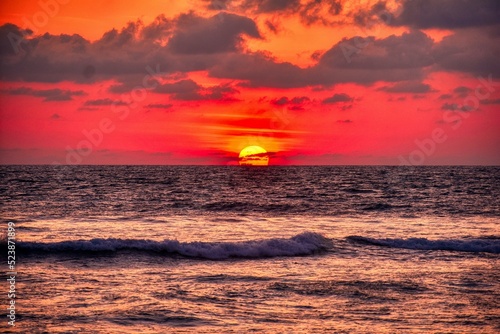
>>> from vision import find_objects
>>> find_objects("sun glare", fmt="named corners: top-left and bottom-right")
top-left (238, 146), bottom-right (269, 166)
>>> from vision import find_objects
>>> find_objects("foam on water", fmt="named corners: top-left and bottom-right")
top-left (348, 236), bottom-right (500, 254)
top-left (19, 232), bottom-right (332, 259)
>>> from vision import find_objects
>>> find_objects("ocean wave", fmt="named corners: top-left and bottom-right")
top-left (347, 236), bottom-right (500, 254)
top-left (19, 232), bottom-right (332, 259)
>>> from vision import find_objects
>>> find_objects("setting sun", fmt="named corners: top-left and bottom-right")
top-left (239, 146), bottom-right (269, 166)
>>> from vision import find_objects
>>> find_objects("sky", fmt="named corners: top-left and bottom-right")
top-left (0, 0), bottom-right (499, 165)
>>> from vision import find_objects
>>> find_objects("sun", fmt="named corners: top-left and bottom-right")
top-left (239, 146), bottom-right (269, 166)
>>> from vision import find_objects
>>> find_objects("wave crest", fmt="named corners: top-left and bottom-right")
top-left (19, 232), bottom-right (332, 259)
top-left (347, 236), bottom-right (500, 254)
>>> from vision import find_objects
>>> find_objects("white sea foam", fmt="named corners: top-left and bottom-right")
top-left (348, 236), bottom-right (500, 254)
top-left (19, 232), bottom-right (332, 259)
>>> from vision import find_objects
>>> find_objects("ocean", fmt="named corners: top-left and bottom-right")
top-left (1, 165), bottom-right (499, 333)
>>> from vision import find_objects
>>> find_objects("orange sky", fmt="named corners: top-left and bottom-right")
top-left (0, 0), bottom-right (499, 165)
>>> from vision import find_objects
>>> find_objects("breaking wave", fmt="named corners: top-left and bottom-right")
top-left (347, 236), bottom-right (500, 254)
top-left (19, 232), bottom-right (332, 260)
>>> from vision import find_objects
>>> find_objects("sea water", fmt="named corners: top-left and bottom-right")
top-left (1, 166), bottom-right (499, 333)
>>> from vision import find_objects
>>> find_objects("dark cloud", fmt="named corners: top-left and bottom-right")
top-left (453, 86), bottom-right (471, 97)
top-left (379, 81), bottom-right (432, 93)
top-left (155, 79), bottom-right (201, 100)
top-left (270, 97), bottom-right (289, 106)
top-left (145, 103), bottom-right (174, 109)
top-left (240, 0), bottom-right (301, 13)
top-left (84, 98), bottom-right (128, 106)
top-left (0, 23), bottom-right (33, 55)
top-left (210, 31), bottom-right (435, 88)
top-left (78, 107), bottom-right (99, 112)
top-left (290, 96), bottom-right (310, 104)
top-left (391, 0), bottom-right (500, 29)
top-left (0, 12), bottom-right (259, 83)
top-left (167, 12), bottom-right (261, 54)
top-left (204, 0), bottom-right (342, 26)
top-left (320, 30), bottom-right (434, 70)
top-left (337, 119), bottom-right (353, 123)
top-left (299, 0), bottom-right (343, 25)
top-left (1, 10), bottom-right (498, 90)
top-left (441, 102), bottom-right (472, 112)
top-left (203, 0), bottom-right (231, 10)
top-left (432, 28), bottom-right (500, 78)
top-left (353, 1), bottom-right (390, 27)
top-left (265, 20), bottom-right (280, 34)
top-left (323, 93), bottom-right (353, 104)
top-left (3, 87), bottom-right (86, 101)
top-left (140, 14), bottom-right (173, 41)
top-left (155, 79), bottom-right (239, 101)
top-left (438, 93), bottom-right (453, 100)
top-left (481, 98), bottom-right (500, 105)
top-left (270, 96), bottom-right (310, 106)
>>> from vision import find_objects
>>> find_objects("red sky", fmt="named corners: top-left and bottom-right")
top-left (0, 0), bottom-right (499, 165)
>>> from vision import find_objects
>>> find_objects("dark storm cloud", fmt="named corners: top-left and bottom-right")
top-left (391, 0), bottom-right (500, 29)
top-left (323, 93), bottom-right (353, 104)
top-left (3, 87), bottom-right (86, 101)
top-left (379, 81), bottom-right (433, 93)
top-left (167, 12), bottom-right (261, 54)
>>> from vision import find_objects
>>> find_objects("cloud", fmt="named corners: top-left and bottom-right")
top-left (203, 0), bottom-right (231, 10)
top-left (337, 119), bottom-right (353, 123)
top-left (240, 0), bottom-right (301, 14)
top-left (205, 0), bottom-right (343, 26)
top-left (50, 113), bottom-right (62, 120)
top-left (432, 27), bottom-right (500, 78)
top-left (269, 96), bottom-right (310, 110)
top-left (379, 81), bottom-right (433, 93)
top-left (391, 0), bottom-right (500, 29)
top-left (3, 87), bottom-right (86, 101)
top-left (481, 98), bottom-right (500, 105)
top-left (453, 86), bottom-right (471, 97)
top-left (83, 98), bottom-right (128, 106)
top-left (1, 10), bottom-right (498, 90)
top-left (323, 93), bottom-right (353, 104)
top-left (155, 79), bottom-right (239, 101)
top-left (209, 30), bottom-right (435, 88)
top-left (0, 12), bottom-right (260, 83)
top-left (438, 93), bottom-right (453, 100)
top-left (167, 12), bottom-right (261, 54)
top-left (145, 103), bottom-right (174, 109)
top-left (441, 102), bottom-right (472, 112)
